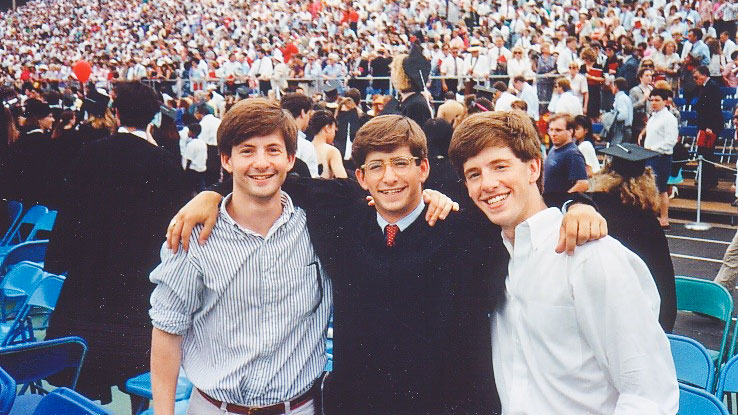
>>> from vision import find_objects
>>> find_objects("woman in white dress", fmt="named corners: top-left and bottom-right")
top-left (507, 46), bottom-right (534, 85)
top-left (653, 40), bottom-right (681, 91)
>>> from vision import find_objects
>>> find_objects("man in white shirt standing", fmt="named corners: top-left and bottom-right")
top-left (464, 39), bottom-right (491, 88)
top-left (549, 77), bottom-right (583, 116)
top-left (195, 105), bottom-right (222, 185)
top-left (448, 110), bottom-right (679, 415)
top-left (440, 46), bottom-right (466, 94)
top-left (513, 75), bottom-right (539, 120)
top-left (639, 88), bottom-right (679, 228)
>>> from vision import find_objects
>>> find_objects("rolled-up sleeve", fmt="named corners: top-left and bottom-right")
top-left (150, 242), bottom-right (204, 336)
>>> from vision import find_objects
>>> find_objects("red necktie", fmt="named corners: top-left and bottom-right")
top-left (385, 224), bottom-right (400, 247)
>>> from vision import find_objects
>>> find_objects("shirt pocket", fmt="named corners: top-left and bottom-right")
top-left (522, 301), bottom-right (582, 377)
top-left (268, 262), bottom-right (323, 319)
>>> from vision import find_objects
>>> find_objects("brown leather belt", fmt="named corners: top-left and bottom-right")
top-left (197, 381), bottom-right (319, 415)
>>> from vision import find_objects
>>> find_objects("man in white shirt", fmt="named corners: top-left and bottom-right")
top-left (182, 123), bottom-right (208, 192)
top-left (249, 48), bottom-right (274, 96)
top-left (513, 76), bottom-right (539, 120)
top-left (722, 31), bottom-right (738, 60)
top-left (487, 35), bottom-right (512, 74)
top-left (492, 81), bottom-right (518, 111)
top-left (195, 105), bottom-right (222, 185)
top-left (440, 46), bottom-right (466, 94)
top-left (556, 36), bottom-right (578, 74)
top-left (447, 110), bottom-right (679, 415)
top-left (281, 93), bottom-right (319, 177)
top-left (464, 39), bottom-right (491, 87)
top-left (639, 87), bottom-right (679, 228)
top-left (549, 77), bottom-right (583, 116)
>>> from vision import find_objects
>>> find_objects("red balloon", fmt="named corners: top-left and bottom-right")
top-left (73, 60), bottom-right (92, 83)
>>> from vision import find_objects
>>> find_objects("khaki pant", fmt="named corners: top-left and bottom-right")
top-left (714, 229), bottom-right (738, 292)
top-left (187, 389), bottom-right (316, 415)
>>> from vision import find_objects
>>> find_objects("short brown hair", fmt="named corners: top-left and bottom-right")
top-left (217, 97), bottom-right (297, 155)
top-left (351, 115), bottom-right (428, 167)
top-left (548, 113), bottom-right (576, 130)
top-left (555, 77), bottom-right (571, 91)
top-left (449, 110), bottom-right (542, 190)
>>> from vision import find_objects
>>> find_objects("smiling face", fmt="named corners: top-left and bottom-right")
top-left (221, 132), bottom-right (295, 203)
top-left (355, 146), bottom-right (429, 224)
top-left (462, 145), bottom-right (544, 238)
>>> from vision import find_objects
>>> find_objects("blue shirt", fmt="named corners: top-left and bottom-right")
top-left (543, 142), bottom-right (588, 194)
top-left (376, 199), bottom-right (426, 232)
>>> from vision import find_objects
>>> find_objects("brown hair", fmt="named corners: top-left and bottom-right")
top-left (548, 112), bottom-right (576, 130)
top-left (449, 110), bottom-right (543, 190)
top-left (88, 109), bottom-right (117, 134)
top-left (390, 53), bottom-right (414, 92)
top-left (592, 165), bottom-right (661, 215)
top-left (217, 97), bottom-right (297, 155)
top-left (555, 77), bottom-right (571, 91)
top-left (351, 115), bottom-right (428, 167)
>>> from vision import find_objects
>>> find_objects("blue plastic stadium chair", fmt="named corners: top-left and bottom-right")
top-left (139, 399), bottom-right (188, 415)
top-left (681, 111), bottom-right (698, 125)
top-left (679, 382), bottom-right (729, 414)
top-left (716, 354), bottom-right (738, 401)
top-left (675, 276), bottom-right (734, 366)
top-left (126, 370), bottom-right (192, 414)
top-left (24, 211), bottom-right (56, 242)
top-left (0, 337), bottom-right (86, 395)
top-left (27, 388), bottom-right (110, 415)
top-left (0, 262), bottom-right (45, 320)
top-left (722, 86), bottom-right (737, 98)
top-left (723, 98), bottom-right (738, 110)
top-left (592, 123), bottom-right (603, 134)
top-left (668, 334), bottom-right (715, 390)
top-left (0, 274), bottom-right (65, 346)
top-left (0, 202), bottom-right (23, 247)
top-left (0, 206), bottom-right (48, 248)
top-left (0, 368), bottom-right (16, 415)
top-left (0, 240), bottom-right (49, 276)
top-left (674, 97), bottom-right (688, 110)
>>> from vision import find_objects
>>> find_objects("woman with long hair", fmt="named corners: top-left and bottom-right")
top-left (573, 115), bottom-right (601, 176)
top-left (590, 144), bottom-right (676, 332)
top-left (308, 110), bottom-right (348, 179)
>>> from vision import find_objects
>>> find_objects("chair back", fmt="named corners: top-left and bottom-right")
top-left (0, 202), bottom-right (23, 246)
top-left (0, 240), bottom-right (49, 275)
top-left (25, 211), bottom-right (57, 242)
top-left (716, 354), bottom-right (738, 400)
top-left (32, 388), bottom-right (110, 415)
top-left (675, 276), bottom-right (734, 364)
top-left (0, 337), bottom-right (87, 393)
top-left (0, 367), bottom-right (16, 415)
top-left (2, 206), bottom-right (48, 247)
top-left (678, 382), bottom-right (729, 414)
top-left (0, 273), bottom-right (64, 346)
top-left (0, 262), bottom-right (46, 320)
top-left (668, 334), bottom-right (714, 390)
top-left (26, 274), bottom-right (64, 311)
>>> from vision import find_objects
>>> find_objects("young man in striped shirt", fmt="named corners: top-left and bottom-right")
top-left (150, 98), bottom-right (331, 415)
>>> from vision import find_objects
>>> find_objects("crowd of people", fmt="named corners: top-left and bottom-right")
top-left (3, 0), bottom-right (736, 413)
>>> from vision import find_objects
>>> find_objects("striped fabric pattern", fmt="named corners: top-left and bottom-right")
top-left (150, 192), bottom-right (332, 406)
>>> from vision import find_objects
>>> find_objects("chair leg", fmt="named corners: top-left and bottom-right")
top-left (130, 395), bottom-right (149, 415)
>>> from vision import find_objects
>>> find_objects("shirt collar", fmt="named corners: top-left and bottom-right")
top-left (502, 207), bottom-right (561, 255)
top-left (220, 191), bottom-right (295, 239)
top-left (376, 198), bottom-right (426, 232)
top-left (118, 126), bottom-right (157, 146)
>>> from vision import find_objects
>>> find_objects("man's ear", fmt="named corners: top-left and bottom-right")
top-left (529, 158), bottom-right (542, 184)
top-left (419, 158), bottom-right (430, 184)
top-left (355, 168), bottom-right (370, 191)
top-left (221, 152), bottom-right (233, 174)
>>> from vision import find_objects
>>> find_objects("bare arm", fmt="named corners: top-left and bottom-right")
top-left (328, 147), bottom-right (348, 178)
top-left (151, 328), bottom-right (184, 415)
top-left (568, 179), bottom-right (590, 193)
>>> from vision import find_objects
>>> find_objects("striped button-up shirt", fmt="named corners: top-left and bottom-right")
top-left (150, 192), bottom-right (332, 406)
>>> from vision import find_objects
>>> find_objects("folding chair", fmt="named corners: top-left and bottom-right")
top-left (0, 202), bottom-right (23, 247)
top-left (0, 336), bottom-right (86, 395)
top-left (0, 274), bottom-right (64, 346)
top-left (681, 111), bottom-right (698, 126)
top-left (592, 123), bottom-right (603, 135)
top-left (721, 86), bottom-right (737, 99)
top-left (0, 368), bottom-right (16, 415)
top-left (0, 240), bottom-right (49, 276)
top-left (0, 262), bottom-right (45, 320)
top-left (679, 382), bottom-right (729, 414)
top-left (28, 388), bottom-right (110, 415)
top-left (723, 98), bottom-right (738, 110)
top-left (24, 211), bottom-right (56, 242)
top-left (674, 276), bottom-right (734, 365)
top-left (668, 334), bottom-right (715, 390)
top-left (0, 206), bottom-right (48, 248)
top-left (138, 399), bottom-right (188, 415)
top-left (125, 371), bottom-right (193, 414)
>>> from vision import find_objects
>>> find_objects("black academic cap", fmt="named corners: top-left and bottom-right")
top-left (160, 105), bottom-right (178, 120)
top-left (402, 43), bottom-right (431, 92)
top-left (599, 143), bottom-right (659, 178)
top-left (23, 98), bottom-right (51, 118)
top-left (82, 89), bottom-right (110, 118)
top-left (473, 85), bottom-right (497, 101)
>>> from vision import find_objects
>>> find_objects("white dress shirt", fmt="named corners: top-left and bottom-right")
top-left (552, 91), bottom-right (583, 116)
top-left (494, 91), bottom-right (518, 111)
top-left (199, 113), bottom-right (222, 146)
top-left (518, 82), bottom-right (539, 120)
top-left (440, 55), bottom-right (466, 77)
top-left (644, 107), bottom-right (679, 155)
top-left (492, 207), bottom-right (679, 415)
top-left (183, 137), bottom-right (208, 172)
top-left (296, 130), bottom-right (319, 178)
top-left (464, 54), bottom-right (491, 80)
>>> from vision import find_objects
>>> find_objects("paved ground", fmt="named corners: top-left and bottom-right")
top-left (667, 220), bottom-right (737, 352)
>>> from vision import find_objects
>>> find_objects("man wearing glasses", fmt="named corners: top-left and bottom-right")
top-left (166, 115), bottom-right (606, 414)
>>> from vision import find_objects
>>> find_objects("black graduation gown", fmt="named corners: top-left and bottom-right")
top-left (1, 130), bottom-right (58, 208)
top-left (44, 132), bottom-right (190, 403)
top-left (590, 192), bottom-right (677, 332)
top-left (381, 92), bottom-right (432, 127)
top-left (281, 178), bottom-right (505, 415)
